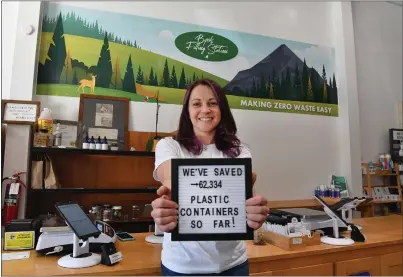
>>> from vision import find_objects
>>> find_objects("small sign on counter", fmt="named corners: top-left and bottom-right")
top-left (2, 251), bottom-right (30, 261)
top-left (4, 231), bottom-right (35, 250)
top-left (171, 158), bottom-right (254, 241)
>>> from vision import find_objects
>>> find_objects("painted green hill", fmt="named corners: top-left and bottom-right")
top-left (38, 32), bottom-right (228, 87)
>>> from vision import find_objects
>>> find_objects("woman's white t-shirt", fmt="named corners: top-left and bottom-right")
top-left (153, 137), bottom-right (252, 274)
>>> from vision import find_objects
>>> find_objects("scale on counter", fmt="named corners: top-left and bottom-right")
top-left (270, 196), bottom-right (367, 246)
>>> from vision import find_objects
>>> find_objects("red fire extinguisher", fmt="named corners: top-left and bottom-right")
top-left (2, 172), bottom-right (26, 226)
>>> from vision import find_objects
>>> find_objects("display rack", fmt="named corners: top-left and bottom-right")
top-left (361, 162), bottom-right (402, 216)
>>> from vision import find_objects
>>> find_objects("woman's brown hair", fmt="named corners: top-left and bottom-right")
top-left (175, 78), bottom-right (241, 157)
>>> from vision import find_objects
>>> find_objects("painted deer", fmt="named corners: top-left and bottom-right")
top-left (77, 74), bottom-right (97, 94)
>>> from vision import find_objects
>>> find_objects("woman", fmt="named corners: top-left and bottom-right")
top-left (151, 79), bottom-right (269, 276)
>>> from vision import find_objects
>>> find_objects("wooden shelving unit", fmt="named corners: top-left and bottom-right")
top-left (361, 162), bottom-right (402, 216)
top-left (31, 146), bottom-right (155, 157)
top-left (26, 130), bottom-right (174, 233)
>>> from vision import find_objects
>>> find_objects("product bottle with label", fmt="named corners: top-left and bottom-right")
top-left (54, 123), bottom-right (62, 146)
top-left (379, 154), bottom-right (385, 170)
top-left (38, 108), bottom-right (53, 134)
top-left (96, 136), bottom-right (102, 150)
top-left (89, 136), bottom-right (96, 150)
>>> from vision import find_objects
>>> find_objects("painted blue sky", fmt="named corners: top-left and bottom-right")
top-left (43, 2), bottom-right (336, 81)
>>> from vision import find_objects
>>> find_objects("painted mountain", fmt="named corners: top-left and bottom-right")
top-left (225, 44), bottom-right (338, 104)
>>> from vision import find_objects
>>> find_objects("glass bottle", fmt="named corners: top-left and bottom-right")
top-left (132, 205), bottom-right (140, 220)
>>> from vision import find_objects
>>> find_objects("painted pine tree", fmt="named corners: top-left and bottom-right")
top-left (259, 73), bottom-right (266, 98)
top-left (96, 33), bottom-right (113, 88)
top-left (163, 59), bottom-right (170, 87)
top-left (302, 59), bottom-right (309, 100)
top-left (321, 65), bottom-right (328, 103)
top-left (294, 63), bottom-right (302, 100)
top-left (149, 67), bottom-right (155, 86)
top-left (251, 79), bottom-right (257, 96)
top-left (332, 74), bottom-right (338, 104)
top-left (154, 73), bottom-right (158, 87)
top-left (323, 81), bottom-right (328, 103)
top-left (111, 56), bottom-right (122, 89)
top-left (170, 65), bottom-right (178, 88)
top-left (136, 65), bottom-right (145, 84)
top-left (284, 66), bottom-right (291, 100)
top-left (307, 76), bottom-right (314, 102)
top-left (178, 67), bottom-right (186, 89)
top-left (269, 82), bottom-right (274, 99)
top-left (145, 72), bottom-right (149, 85)
top-left (122, 55), bottom-right (136, 93)
top-left (271, 67), bottom-right (278, 99)
top-left (38, 12), bottom-right (67, 84)
top-left (160, 70), bottom-right (164, 87)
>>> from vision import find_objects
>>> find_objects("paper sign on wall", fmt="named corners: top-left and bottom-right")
top-left (171, 158), bottom-right (254, 241)
top-left (1, 100), bottom-right (40, 124)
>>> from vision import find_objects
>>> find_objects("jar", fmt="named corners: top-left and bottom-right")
top-left (92, 205), bottom-right (103, 220)
top-left (112, 206), bottom-right (123, 221)
top-left (132, 205), bottom-right (140, 220)
top-left (88, 210), bottom-right (97, 222)
top-left (102, 205), bottom-right (112, 221)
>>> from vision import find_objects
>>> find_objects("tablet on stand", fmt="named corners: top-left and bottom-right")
top-left (314, 196), bottom-right (365, 246)
top-left (55, 202), bottom-right (102, 268)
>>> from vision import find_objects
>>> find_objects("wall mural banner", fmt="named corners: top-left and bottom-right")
top-left (36, 3), bottom-right (339, 117)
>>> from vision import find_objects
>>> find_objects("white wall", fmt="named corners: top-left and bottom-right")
top-left (352, 1), bottom-right (403, 162)
top-left (5, 1), bottom-right (362, 201)
top-left (1, 1), bottom-right (19, 100)
top-left (1, 2), bottom-right (42, 218)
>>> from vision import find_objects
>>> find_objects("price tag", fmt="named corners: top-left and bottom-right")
top-left (292, 238), bottom-right (303, 245)
top-left (171, 158), bottom-right (253, 241)
top-left (109, 251), bottom-right (123, 264)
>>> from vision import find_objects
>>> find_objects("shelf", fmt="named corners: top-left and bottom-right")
top-left (362, 171), bottom-right (397, 176)
top-left (31, 146), bottom-right (155, 157)
top-left (102, 218), bottom-right (154, 224)
top-left (363, 186), bottom-right (400, 189)
top-left (370, 200), bottom-right (402, 204)
top-left (391, 156), bottom-right (403, 161)
top-left (30, 188), bottom-right (158, 193)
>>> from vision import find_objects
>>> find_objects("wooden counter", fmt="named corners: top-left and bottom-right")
top-left (2, 215), bottom-right (403, 276)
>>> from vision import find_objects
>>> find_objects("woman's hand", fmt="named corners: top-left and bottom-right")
top-left (246, 195), bottom-right (269, 230)
top-left (151, 185), bottom-right (178, 232)
top-left (246, 172), bottom-right (269, 230)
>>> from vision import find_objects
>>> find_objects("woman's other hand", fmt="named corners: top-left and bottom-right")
top-left (246, 195), bottom-right (269, 230)
top-left (151, 185), bottom-right (178, 232)
top-left (246, 171), bottom-right (268, 229)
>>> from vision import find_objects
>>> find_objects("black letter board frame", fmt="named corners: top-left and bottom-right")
top-left (171, 158), bottom-right (254, 241)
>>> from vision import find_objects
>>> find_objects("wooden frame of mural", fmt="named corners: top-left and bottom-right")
top-left (78, 94), bottom-right (129, 151)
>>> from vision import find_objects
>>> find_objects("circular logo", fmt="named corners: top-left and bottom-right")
top-left (175, 32), bottom-right (238, 62)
